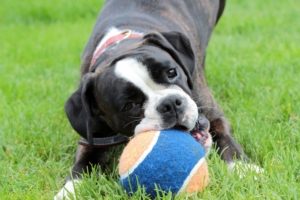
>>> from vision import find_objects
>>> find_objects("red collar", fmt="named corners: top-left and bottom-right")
top-left (91, 30), bottom-right (143, 66)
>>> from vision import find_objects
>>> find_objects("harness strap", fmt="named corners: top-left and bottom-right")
top-left (91, 29), bottom-right (143, 66)
top-left (79, 135), bottom-right (130, 148)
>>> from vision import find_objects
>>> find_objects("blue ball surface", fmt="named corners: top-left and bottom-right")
top-left (118, 129), bottom-right (208, 197)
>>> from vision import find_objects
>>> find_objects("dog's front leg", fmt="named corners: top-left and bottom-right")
top-left (194, 82), bottom-right (246, 162)
top-left (209, 116), bottom-right (247, 162)
top-left (54, 142), bottom-right (110, 200)
top-left (194, 80), bottom-right (248, 162)
top-left (196, 83), bottom-right (263, 176)
top-left (210, 116), bottom-right (265, 176)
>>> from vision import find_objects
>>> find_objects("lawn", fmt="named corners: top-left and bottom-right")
top-left (0, 0), bottom-right (299, 199)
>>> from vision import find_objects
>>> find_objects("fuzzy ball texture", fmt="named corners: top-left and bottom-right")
top-left (118, 129), bottom-right (209, 197)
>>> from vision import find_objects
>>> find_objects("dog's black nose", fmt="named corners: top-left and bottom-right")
top-left (157, 96), bottom-right (185, 115)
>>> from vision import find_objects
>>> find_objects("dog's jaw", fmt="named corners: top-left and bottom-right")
top-left (191, 128), bottom-right (212, 153)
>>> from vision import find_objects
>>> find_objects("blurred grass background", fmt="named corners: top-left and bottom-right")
top-left (0, 0), bottom-right (299, 199)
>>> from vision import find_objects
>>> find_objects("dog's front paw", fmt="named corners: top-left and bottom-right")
top-left (228, 161), bottom-right (264, 179)
top-left (54, 180), bottom-right (81, 200)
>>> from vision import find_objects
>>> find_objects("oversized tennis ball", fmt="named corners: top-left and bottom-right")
top-left (118, 129), bottom-right (209, 197)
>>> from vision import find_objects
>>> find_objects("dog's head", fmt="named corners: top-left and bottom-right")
top-left (65, 32), bottom-right (205, 139)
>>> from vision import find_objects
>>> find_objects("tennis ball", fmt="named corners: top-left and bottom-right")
top-left (118, 129), bottom-right (209, 197)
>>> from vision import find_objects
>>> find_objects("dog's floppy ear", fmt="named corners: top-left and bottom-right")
top-left (143, 31), bottom-right (195, 89)
top-left (65, 73), bottom-right (111, 142)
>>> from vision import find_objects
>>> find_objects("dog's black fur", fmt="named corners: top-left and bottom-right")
top-left (64, 0), bottom-right (247, 181)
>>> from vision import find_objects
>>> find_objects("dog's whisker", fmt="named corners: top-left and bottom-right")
top-left (123, 119), bottom-right (141, 129)
top-left (197, 106), bottom-right (219, 112)
top-left (197, 105), bottom-right (218, 109)
top-left (129, 116), bottom-right (160, 121)
top-left (127, 115), bottom-right (143, 119)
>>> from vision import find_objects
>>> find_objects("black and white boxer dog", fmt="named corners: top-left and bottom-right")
top-left (55, 0), bottom-right (262, 199)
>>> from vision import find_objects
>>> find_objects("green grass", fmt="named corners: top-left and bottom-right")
top-left (0, 0), bottom-right (299, 199)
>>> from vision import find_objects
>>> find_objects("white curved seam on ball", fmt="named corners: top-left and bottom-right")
top-left (177, 157), bottom-right (205, 194)
top-left (120, 131), bottom-right (160, 180)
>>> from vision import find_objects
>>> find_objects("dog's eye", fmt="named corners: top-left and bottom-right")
top-left (122, 102), bottom-right (134, 112)
top-left (166, 68), bottom-right (177, 79)
top-left (121, 102), bottom-right (142, 112)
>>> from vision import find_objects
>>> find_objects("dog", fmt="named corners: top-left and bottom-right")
top-left (55, 0), bottom-right (259, 199)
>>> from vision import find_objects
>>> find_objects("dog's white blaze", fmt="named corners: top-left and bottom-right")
top-left (115, 58), bottom-right (165, 94)
top-left (114, 58), bottom-right (198, 134)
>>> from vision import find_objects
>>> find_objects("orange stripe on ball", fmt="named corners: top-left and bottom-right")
top-left (184, 160), bottom-right (209, 193)
top-left (119, 131), bottom-right (159, 176)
